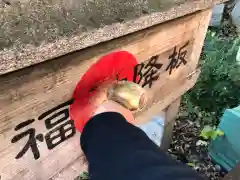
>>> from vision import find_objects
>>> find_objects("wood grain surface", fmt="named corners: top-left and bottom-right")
top-left (0, 9), bottom-right (212, 180)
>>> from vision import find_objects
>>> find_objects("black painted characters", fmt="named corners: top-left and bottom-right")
top-left (119, 41), bottom-right (189, 87)
top-left (12, 100), bottom-right (75, 160)
top-left (133, 55), bottom-right (163, 88)
top-left (38, 100), bottom-right (76, 150)
top-left (166, 41), bottom-right (189, 75)
top-left (11, 119), bottom-right (44, 160)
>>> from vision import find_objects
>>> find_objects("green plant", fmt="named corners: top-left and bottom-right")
top-left (75, 172), bottom-right (89, 180)
top-left (187, 162), bottom-right (196, 167)
top-left (183, 30), bottom-right (240, 125)
top-left (200, 126), bottom-right (224, 140)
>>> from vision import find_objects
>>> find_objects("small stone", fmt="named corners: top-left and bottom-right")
top-left (215, 165), bottom-right (221, 171)
top-left (184, 144), bottom-right (190, 149)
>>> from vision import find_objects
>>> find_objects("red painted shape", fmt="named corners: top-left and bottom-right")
top-left (70, 51), bottom-right (138, 132)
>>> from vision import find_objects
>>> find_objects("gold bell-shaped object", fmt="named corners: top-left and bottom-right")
top-left (107, 81), bottom-right (147, 111)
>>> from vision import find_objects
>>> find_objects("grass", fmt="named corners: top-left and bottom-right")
top-left (181, 30), bottom-right (240, 126)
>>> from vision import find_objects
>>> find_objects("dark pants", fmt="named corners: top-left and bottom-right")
top-left (81, 112), bottom-right (203, 180)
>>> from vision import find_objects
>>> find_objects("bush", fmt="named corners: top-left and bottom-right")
top-left (182, 30), bottom-right (240, 125)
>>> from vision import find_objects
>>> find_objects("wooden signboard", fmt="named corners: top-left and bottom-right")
top-left (0, 9), bottom-right (212, 180)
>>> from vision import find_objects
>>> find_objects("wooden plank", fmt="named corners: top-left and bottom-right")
top-left (0, 9), bottom-right (212, 180)
top-left (51, 156), bottom-right (88, 180)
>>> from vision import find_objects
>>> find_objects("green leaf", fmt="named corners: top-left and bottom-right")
top-left (79, 172), bottom-right (89, 180)
top-left (210, 131), bottom-right (219, 140)
top-left (210, 129), bottom-right (224, 140)
top-left (186, 101), bottom-right (194, 113)
top-left (199, 126), bottom-right (224, 140)
top-left (200, 126), bottom-right (213, 140)
top-left (187, 163), bottom-right (195, 167)
top-left (215, 129), bottom-right (224, 136)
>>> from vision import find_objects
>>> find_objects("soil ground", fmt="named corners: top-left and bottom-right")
top-left (168, 115), bottom-right (227, 180)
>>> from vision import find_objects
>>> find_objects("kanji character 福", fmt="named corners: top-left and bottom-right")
top-left (38, 100), bottom-right (76, 150)
top-left (45, 120), bottom-right (76, 150)
top-left (11, 119), bottom-right (44, 160)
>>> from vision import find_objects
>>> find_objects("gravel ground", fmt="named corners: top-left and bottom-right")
top-left (168, 116), bottom-right (227, 180)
